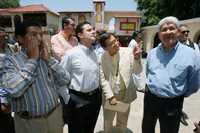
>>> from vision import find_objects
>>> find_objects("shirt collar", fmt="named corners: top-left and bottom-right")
top-left (79, 43), bottom-right (93, 54)
top-left (159, 41), bottom-right (179, 53)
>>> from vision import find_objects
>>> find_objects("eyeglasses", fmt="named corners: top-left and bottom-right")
top-left (181, 30), bottom-right (190, 34)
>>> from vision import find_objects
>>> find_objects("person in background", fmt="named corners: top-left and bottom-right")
top-left (99, 32), bottom-right (142, 133)
top-left (142, 16), bottom-right (200, 133)
top-left (51, 16), bottom-right (78, 61)
top-left (60, 21), bottom-right (102, 133)
top-left (128, 30), bottom-right (146, 92)
top-left (0, 27), bottom-right (15, 133)
top-left (197, 36), bottom-right (200, 49)
top-left (1, 21), bottom-right (70, 133)
top-left (178, 24), bottom-right (200, 126)
top-left (128, 30), bottom-right (143, 48)
top-left (92, 29), bottom-right (105, 62)
top-left (178, 24), bottom-right (200, 55)
top-left (194, 121), bottom-right (200, 133)
top-left (51, 16), bottom-right (78, 124)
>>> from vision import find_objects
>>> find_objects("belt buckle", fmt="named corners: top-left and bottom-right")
top-left (88, 91), bottom-right (93, 96)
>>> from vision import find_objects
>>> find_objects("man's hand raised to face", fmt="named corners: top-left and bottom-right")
top-left (26, 36), bottom-right (40, 59)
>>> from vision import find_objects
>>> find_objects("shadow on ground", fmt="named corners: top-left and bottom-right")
top-left (96, 127), bottom-right (133, 133)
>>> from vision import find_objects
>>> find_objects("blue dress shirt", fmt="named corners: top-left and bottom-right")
top-left (146, 42), bottom-right (200, 98)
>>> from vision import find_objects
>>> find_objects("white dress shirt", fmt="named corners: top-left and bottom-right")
top-left (61, 43), bottom-right (99, 93)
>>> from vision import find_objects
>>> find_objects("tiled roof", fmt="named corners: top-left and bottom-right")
top-left (0, 4), bottom-right (59, 16)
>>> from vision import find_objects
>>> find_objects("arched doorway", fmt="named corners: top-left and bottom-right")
top-left (194, 30), bottom-right (200, 44)
top-left (197, 34), bottom-right (200, 44)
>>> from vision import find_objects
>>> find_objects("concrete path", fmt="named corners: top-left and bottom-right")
top-left (93, 90), bottom-right (200, 133)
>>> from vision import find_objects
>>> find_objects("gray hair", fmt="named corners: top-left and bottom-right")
top-left (158, 16), bottom-right (180, 32)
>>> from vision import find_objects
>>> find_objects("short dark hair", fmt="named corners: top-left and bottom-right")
top-left (131, 30), bottom-right (142, 39)
top-left (61, 16), bottom-right (74, 29)
top-left (15, 21), bottom-right (41, 37)
top-left (99, 32), bottom-right (114, 48)
top-left (75, 21), bottom-right (91, 41)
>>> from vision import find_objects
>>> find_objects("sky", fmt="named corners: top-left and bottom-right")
top-left (20, 0), bottom-right (137, 12)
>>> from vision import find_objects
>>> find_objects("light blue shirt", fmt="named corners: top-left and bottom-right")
top-left (146, 42), bottom-right (200, 98)
top-left (61, 43), bottom-right (100, 93)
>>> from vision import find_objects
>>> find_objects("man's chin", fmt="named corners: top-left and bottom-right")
top-left (91, 38), bottom-right (96, 43)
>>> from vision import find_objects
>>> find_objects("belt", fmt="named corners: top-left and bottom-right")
top-left (145, 85), bottom-right (184, 100)
top-left (69, 87), bottom-right (100, 97)
top-left (16, 103), bottom-right (60, 119)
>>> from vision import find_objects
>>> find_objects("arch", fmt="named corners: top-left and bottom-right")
top-left (193, 30), bottom-right (200, 43)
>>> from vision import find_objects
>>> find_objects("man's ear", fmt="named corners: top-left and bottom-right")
top-left (78, 32), bottom-right (83, 40)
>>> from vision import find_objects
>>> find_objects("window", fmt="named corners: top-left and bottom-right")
top-left (120, 22), bottom-right (136, 31)
top-left (0, 16), bottom-right (12, 27)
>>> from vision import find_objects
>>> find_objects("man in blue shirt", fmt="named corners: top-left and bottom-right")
top-left (142, 16), bottom-right (200, 133)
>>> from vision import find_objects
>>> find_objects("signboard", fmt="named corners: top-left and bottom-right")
top-left (115, 17), bottom-right (140, 36)
top-left (120, 22), bottom-right (136, 31)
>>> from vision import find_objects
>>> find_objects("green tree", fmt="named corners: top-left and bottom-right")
top-left (135, 0), bottom-right (200, 26)
top-left (0, 0), bottom-right (20, 8)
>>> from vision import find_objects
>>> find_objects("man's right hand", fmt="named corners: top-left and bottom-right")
top-left (26, 36), bottom-right (40, 59)
top-left (108, 96), bottom-right (118, 105)
top-left (1, 103), bottom-right (11, 113)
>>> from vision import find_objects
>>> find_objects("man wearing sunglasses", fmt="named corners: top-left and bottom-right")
top-left (178, 24), bottom-right (200, 126)
top-left (179, 24), bottom-right (200, 54)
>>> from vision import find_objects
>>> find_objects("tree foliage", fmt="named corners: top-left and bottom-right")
top-left (0, 0), bottom-right (20, 8)
top-left (135, 0), bottom-right (200, 26)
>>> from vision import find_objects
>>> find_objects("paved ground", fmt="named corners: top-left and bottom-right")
top-left (64, 91), bottom-right (200, 133)
top-left (64, 59), bottom-right (200, 133)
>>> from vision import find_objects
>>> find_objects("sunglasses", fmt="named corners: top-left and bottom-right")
top-left (181, 30), bottom-right (190, 34)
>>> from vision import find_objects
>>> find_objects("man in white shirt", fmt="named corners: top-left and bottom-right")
top-left (60, 21), bottom-right (102, 133)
